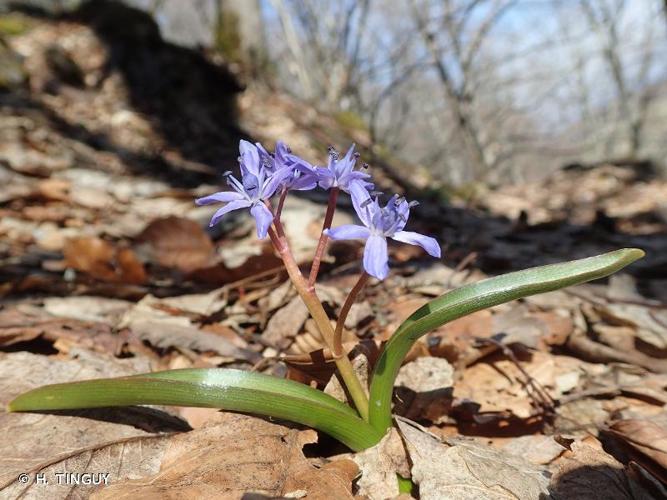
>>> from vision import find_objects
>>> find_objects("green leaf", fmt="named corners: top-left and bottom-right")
top-left (8, 368), bottom-right (383, 451)
top-left (397, 474), bottom-right (415, 494)
top-left (368, 248), bottom-right (645, 434)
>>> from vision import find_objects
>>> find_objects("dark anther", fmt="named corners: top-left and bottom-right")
top-left (362, 162), bottom-right (369, 169)
top-left (327, 145), bottom-right (339, 160)
top-left (353, 152), bottom-right (361, 159)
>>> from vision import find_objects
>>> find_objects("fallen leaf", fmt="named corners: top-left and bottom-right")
top-left (395, 356), bottom-right (454, 393)
top-left (501, 435), bottom-right (567, 465)
top-left (397, 419), bottom-right (550, 499)
top-left (262, 295), bottom-right (309, 350)
top-left (394, 356), bottom-right (454, 423)
top-left (119, 295), bottom-right (257, 361)
top-left (0, 350), bottom-right (185, 490)
top-left (64, 236), bottom-right (147, 284)
top-left (135, 216), bottom-right (215, 273)
top-left (547, 436), bottom-right (653, 499)
top-left (94, 413), bottom-right (356, 499)
top-left (608, 419), bottom-right (667, 483)
top-left (3, 434), bottom-right (170, 499)
top-left (43, 296), bottom-right (132, 324)
top-left (349, 429), bottom-right (410, 500)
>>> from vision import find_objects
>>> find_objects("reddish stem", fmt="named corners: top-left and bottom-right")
top-left (308, 188), bottom-right (339, 287)
top-left (274, 189), bottom-right (288, 237)
top-left (267, 224), bottom-right (370, 420)
top-left (333, 272), bottom-right (369, 357)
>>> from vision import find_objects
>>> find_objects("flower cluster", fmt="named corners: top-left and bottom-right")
top-left (196, 140), bottom-right (440, 280)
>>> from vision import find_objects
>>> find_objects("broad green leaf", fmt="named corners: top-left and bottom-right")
top-left (368, 248), bottom-right (645, 433)
top-left (8, 368), bottom-right (383, 451)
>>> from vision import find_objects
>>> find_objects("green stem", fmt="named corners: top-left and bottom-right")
top-left (368, 248), bottom-right (645, 434)
top-left (268, 226), bottom-right (370, 421)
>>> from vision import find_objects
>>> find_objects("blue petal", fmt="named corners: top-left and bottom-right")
top-left (325, 224), bottom-right (371, 240)
top-left (339, 144), bottom-right (356, 175)
top-left (250, 203), bottom-right (274, 239)
top-left (391, 231), bottom-right (441, 258)
top-left (264, 167), bottom-right (294, 197)
top-left (349, 180), bottom-right (373, 227)
top-left (290, 175), bottom-right (318, 191)
top-left (209, 199), bottom-right (252, 226)
top-left (363, 234), bottom-right (389, 280)
top-left (240, 140), bottom-right (260, 176)
top-left (195, 191), bottom-right (244, 205)
top-left (317, 169), bottom-right (335, 190)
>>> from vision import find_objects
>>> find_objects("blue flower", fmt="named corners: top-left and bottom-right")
top-left (196, 140), bottom-right (290, 238)
top-left (273, 141), bottom-right (319, 191)
top-left (316, 144), bottom-right (373, 194)
top-left (325, 194), bottom-right (441, 280)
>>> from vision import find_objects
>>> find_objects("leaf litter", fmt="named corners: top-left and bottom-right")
top-left (1, 7), bottom-right (667, 499)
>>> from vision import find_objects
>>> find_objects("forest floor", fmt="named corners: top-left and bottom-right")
top-left (1, 5), bottom-right (667, 499)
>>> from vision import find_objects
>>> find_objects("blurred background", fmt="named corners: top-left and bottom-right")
top-left (1, 0), bottom-right (666, 286)
top-left (2, 0), bottom-right (665, 187)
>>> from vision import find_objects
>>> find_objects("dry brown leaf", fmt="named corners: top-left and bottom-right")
top-left (0, 305), bottom-right (124, 353)
top-left (501, 435), bottom-right (567, 465)
top-left (94, 412), bottom-right (356, 499)
top-left (344, 301), bottom-right (373, 329)
top-left (396, 356), bottom-right (454, 392)
top-left (608, 419), bottom-right (667, 481)
top-left (262, 295), bottom-right (309, 350)
top-left (0, 350), bottom-right (185, 491)
top-left (547, 436), bottom-right (653, 499)
top-left (120, 294), bottom-right (257, 361)
top-left (454, 352), bottom-right (584, 419)
top-left (394, 356), bottom-right (454, 422)
top-left (324, 352), bottom-right (370, 403)
top-left (43, 296), bottom-right (133, 324)
top-left (3, 434), bottom-right (170, 500)
top-left (397, 419), bottom-right (550, 499)
top-left (135, 216), bottom-right (215, 273)
top-left (349, 428), bottom-right (410, 500)
top-left (64, 236), bottom-right (147, 284)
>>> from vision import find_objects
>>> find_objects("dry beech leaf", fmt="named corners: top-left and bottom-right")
top-left (43, 296), bottom-right (133, 325)
top-left (547, 436), bottom-right (653, 499)
top-left (64, 236), bottom-right (147, 284)
top-left (501, 435), bottom-right (567, 465)
top-left (324, 353), bottom-right (369, 404)
top-left (4, 434), bottom-right (170, 500)
top-left (94, 413), bottom-right (356, 500)
top-left (349, 428), bottom-right (410, 500)
top-left (0, 350), bottom-right (185, 491)
top-left (394, 357), bottom-right (454, 422)
top-left (135, 216), bottom-right (215, 273)
top-left (262, 295), bottom-right (309, 350)
top-left (395, 356), bottom-right (454, 392)
top-left (608, 419), bottom-right (667, 480)
top-left (397, 419), bottom-right (550, 499)
top-left (454, 351), bottom-right (585, 419)
top-left (119, 294), bottom-right (257, 361)
top-left (0, 305), bottom-right (124, 354)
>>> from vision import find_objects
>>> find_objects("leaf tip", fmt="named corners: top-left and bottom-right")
top-left (621, 248), bottom-right (645, 263)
